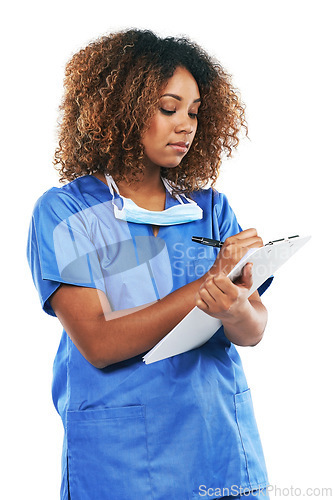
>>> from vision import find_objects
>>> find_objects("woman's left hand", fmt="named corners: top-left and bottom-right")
top-left (195, 262), bottom-right (254, 322)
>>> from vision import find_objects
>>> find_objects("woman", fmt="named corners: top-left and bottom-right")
top-left (27, 29), bottom-right (272, 499)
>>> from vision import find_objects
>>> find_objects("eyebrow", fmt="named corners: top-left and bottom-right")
top-left (161, 93), bottom-right (201, 103)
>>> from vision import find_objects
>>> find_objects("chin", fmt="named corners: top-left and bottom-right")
top-left (144, 155), bottom-right (182, 170)
top-left (163, 163), bottom-right (181, 169)
top-left (161, 158), bottom-right (183, 169)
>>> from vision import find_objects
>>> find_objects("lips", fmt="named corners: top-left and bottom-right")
top-left (167, 142), bottom-right (190, 153)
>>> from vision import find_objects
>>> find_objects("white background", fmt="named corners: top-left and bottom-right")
top-left (2, 0), bottom-right (332, 498)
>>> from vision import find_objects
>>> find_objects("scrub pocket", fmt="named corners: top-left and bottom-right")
top-left (67, 405), bottom-right (152, 500)
top-left (234, 389), bottom-right (268, 488)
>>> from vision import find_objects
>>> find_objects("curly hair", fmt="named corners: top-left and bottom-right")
top-left (54, 29), bottom-right (247, 193)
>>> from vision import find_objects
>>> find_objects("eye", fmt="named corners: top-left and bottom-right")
top-left (189, 112), bottom-right (198, 119)
top-left (159, 108), bottom-right (176, 116)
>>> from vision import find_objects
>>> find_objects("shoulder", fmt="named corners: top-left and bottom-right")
top-left (191, 187), bottom-right (241, 235)
top-left (31, 175), bottom-right (106, 220)
top-left (190, 186), bottom-right (231, 215)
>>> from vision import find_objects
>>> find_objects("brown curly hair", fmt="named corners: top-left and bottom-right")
top-left (54, 29), bottom-right (247, 194)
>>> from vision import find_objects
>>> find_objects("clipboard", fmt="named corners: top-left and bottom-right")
top-left (142, 235), bottom-right (311, 364)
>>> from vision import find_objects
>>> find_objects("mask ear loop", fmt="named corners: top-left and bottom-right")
top-left (106, 174), bottom-right (197, 209)
top-left (105, 174), bottom-right (120, 196)
top-left (161, 178), bottom-right (186, 205)
top-left (161, 178), bottom-right (197, 206)
top-left (104, 174), bottom-right (124, 210)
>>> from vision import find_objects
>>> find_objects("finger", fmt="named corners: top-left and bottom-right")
top-left (241, 236), bottom-right (263, 248)
top-left (202, 278), bottom-right (223, 302)
top-left (238, 263), bottom-right (253, 290)
top-left (220, 237), bottom-right (263, 261)
top-left (197, 281), bottom-right (231, 314)
top-left (195, 289), bottom-right (211, 310)
top-left (198, 285), bottom-right (218, 306)
top-left (225, 236), bottom-right (263, 249)
top-left (196, 296), bottom-right (209, 310)
top-left (226, 228), bottom-right (258, 242)
top-left (212, 273), bottom-right (239, 300)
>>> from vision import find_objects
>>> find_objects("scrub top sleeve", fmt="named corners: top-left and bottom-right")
top-left (215, 191), bottom-right (243, 241)
top-left (27, 189), bottom-right (106, 317)
top-left (215, 190), bottom-right (273, 296)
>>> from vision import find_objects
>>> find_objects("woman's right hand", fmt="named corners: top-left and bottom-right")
top-left (207, 228), bottom-right (263, 277)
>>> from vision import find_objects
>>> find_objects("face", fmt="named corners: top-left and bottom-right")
top-left (141, 66), bottom-right (201, 170)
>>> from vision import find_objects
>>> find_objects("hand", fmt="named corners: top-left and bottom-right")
top-left (196, 262), bottom-right (254, 321)
top-left (208, 228), bottom-right (263, 277)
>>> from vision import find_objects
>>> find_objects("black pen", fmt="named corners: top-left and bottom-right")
top-left (265, 235), bottom-right (299, 246)
top-left (193, 234), bottom-right (300, 248)
top-left (192, 236), bottom-right (224, 248)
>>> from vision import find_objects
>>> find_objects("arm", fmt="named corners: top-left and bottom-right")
top-left (50, 274), bottom-right (207, 369)
top-left (50, 228), bottom-right (265, 368)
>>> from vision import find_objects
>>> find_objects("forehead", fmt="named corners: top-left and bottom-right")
top-left (161, 67), bottom-right (200, 99)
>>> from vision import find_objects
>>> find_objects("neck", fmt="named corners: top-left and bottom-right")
top-left (93, 165), bottom-right (167, 211)
top-left (117, 163), bottom-right (164, 198)
top-left (93, 169), bottom-right (163, 191)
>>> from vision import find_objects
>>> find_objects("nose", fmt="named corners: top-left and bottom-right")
top-left (174, 113), bottom-right (195, 135)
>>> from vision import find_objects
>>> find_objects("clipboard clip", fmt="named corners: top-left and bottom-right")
top-left (265, 235), bottom-right (299, 246)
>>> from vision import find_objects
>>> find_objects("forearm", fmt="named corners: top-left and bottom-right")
top-left (222, 299), bottom-right (268, 347)
top-left (59, 275), bottom-right (207, 368)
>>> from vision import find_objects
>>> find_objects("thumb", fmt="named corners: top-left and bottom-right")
top-left (239, 262), bottom-right (253, 289)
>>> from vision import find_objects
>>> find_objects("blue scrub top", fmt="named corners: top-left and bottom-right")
top-left (27, 175), bottom-right (273, 500)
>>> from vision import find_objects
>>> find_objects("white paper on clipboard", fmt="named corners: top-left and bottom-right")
top-left (143, 235), bottom-right (311, 364)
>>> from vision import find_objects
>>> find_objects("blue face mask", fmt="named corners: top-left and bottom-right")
top-left (105, 174), bottom-right (203, 226)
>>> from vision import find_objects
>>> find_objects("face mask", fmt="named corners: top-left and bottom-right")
top-left (105, 174), bottom-right (203, 225)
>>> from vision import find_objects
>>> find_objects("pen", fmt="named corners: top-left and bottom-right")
top-left (193, 234), bottom-right (300, 248)
top-left (265, 235), bottom-right (299, 245)
top-left (192, 236), bottom-right (224, 248)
